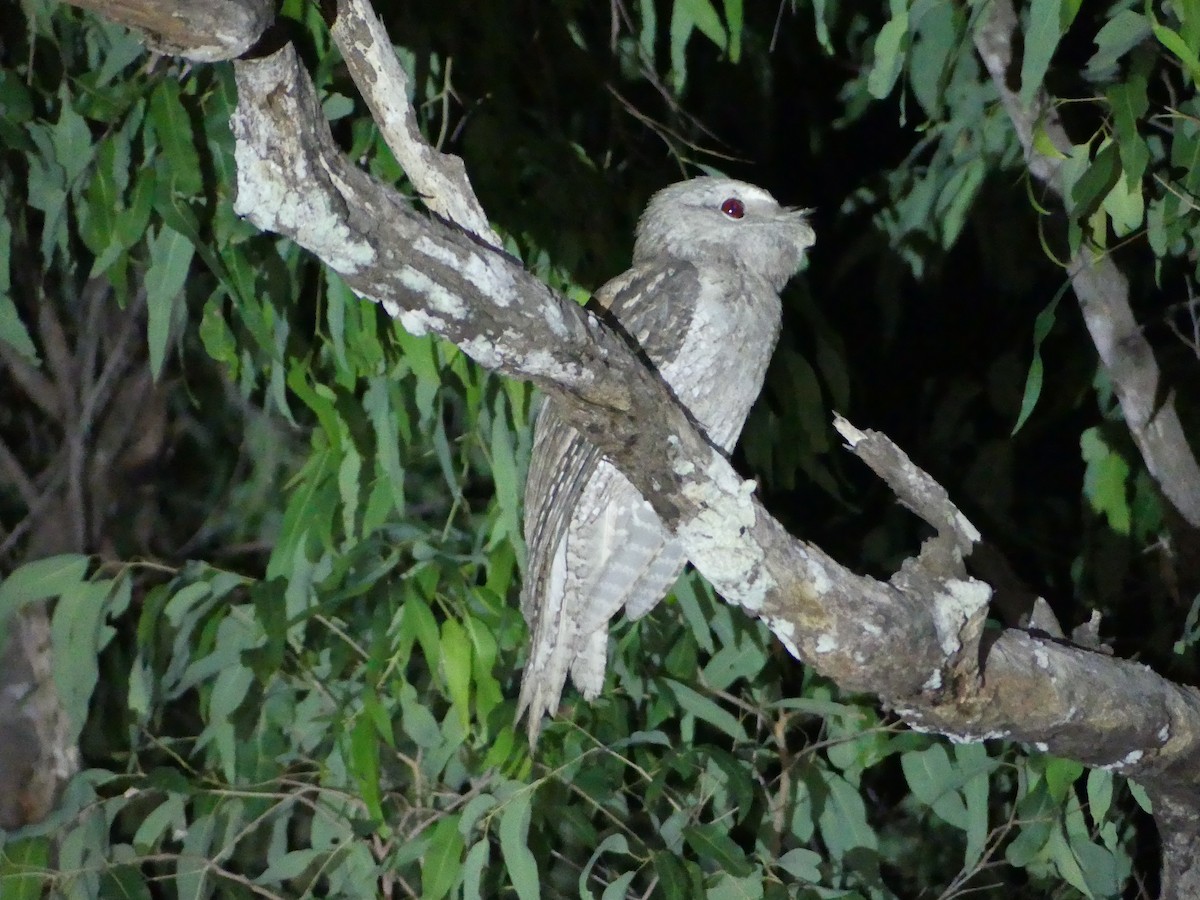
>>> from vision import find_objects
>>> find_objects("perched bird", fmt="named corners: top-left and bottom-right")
top-left (517, 177), bottom-right (815, 743)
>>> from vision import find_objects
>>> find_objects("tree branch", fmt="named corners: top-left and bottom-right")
top-left (972, 0), bottom-right (1200, 530)
top-left (326, 0), bottom-right (499, 246)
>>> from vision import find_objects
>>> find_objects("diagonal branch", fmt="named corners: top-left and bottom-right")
top-left (327, 0), bottom-right (500, 246)
top-left (229, 40), bottom-right (943, 701)
top-left (973, 0), bottom-right (1200, 529)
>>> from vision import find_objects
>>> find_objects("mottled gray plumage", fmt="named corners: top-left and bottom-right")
top-left (517, 177), bottom-right (815, 743)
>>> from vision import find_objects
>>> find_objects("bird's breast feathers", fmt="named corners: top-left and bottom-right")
top-left (656, 267), bottom-right (781, 449)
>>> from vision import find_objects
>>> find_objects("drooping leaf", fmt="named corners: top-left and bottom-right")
top-left (499, 789), bottom-right (541, 900)
top-left (682, 824), bottom-right (752, 877)
top-left (148, 79), bottom-right (202, 196)
top-left (868, 3), bottom-right (909, 99)
top-left (1151, 19), bottom-right (1200, 86)
top-left (421, 815), bottom-right (465, 900)
top-left (1086, 11), bottom-right (1152, 79)
top-left (818, 770), bottom-right (879, 856)
top-left (0, 555), bottom-right (90, 621)
top-left (722, 0), bottom-right (743, 62)
top-left (50, 580), bottom-right (114, 741)
top-left (1013, 279), bottom-right (1070, 434)
top-left (441, 617), bottom-right (473, 730)
top-left (144, 223), bottom-right (194, 380)
top-left (1020, 0), bottom-right (1080, 107)
top-left (661, 677), bottom-right (748, 742)
top-left (1081, 427), bottom-right (1131, 535)
top-left (578, 833), bottom-right (631, 896)
top-left (1070, 141), bottom-right (1121, 222)
top-left (460, 840), bottom-right (491, 900)
top-left (1107, 78), bottom-right (1150, 186)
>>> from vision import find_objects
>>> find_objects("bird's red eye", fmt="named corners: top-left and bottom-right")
top-left (720, 197), bottom-right (745, 219)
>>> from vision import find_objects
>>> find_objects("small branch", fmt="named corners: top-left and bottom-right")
top-left (79, 286), bottom-right (146, 436)
top-left (0, 343), bottom-right (61, 422)
top-left (834, 414), bottom-right (990, 693)
top-left (328, 0), bottom-right (500, 247)
top-left (0, 436), bottom-right (38, 508)
top-left (833, 414), bottom-right (979, 560)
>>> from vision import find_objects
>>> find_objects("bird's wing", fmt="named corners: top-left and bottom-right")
top-left (519, 399), bottom-right (603, 622)
top-left (588, 260), bottom-right (700, 368)
top-left (520, 258), bottom-right (700, 618)
top-left (517, 260), bottom-right (701, 741)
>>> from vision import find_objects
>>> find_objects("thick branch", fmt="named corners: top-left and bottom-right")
top-left (65, 0), bottom-right (271, 61)
top-left (973, 0), bottom-right (1200, 529)
top-left (229, 43), bottom-right (943, 699)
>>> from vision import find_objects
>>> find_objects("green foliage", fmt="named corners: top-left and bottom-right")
top-left (2, 0), bottom-right (1194, 896)
top-left (1020, 0), bottom-right (1082, 108)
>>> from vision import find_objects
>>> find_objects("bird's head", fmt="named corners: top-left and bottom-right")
top-left (633, 177), bottom-right (815, 291)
